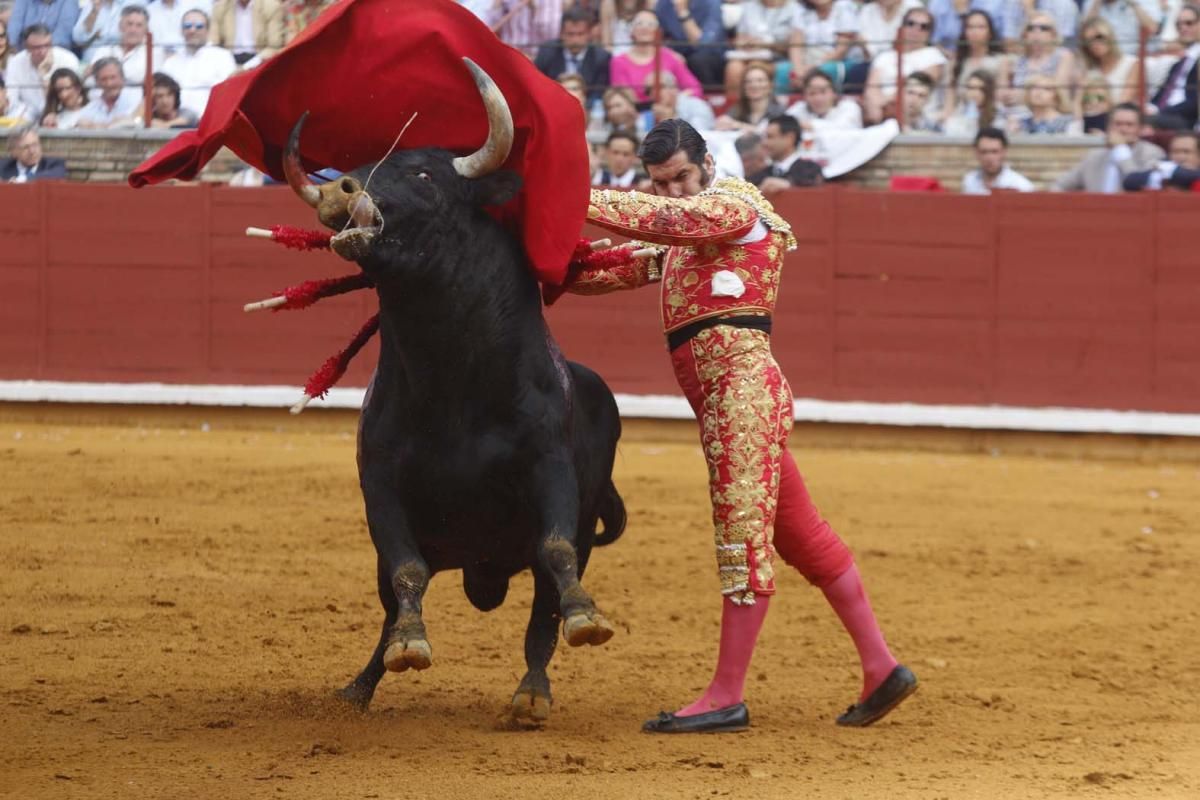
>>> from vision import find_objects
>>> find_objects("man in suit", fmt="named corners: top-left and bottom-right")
top-left (1123, 131), bottom-right (1200, 191)
top-left (1054, 104), bottom-right (1165, 192)
top-left (209, 0), bottom-right (284, 67)
top-left (1150, 4), bottom-right (1199, 130)
top-left (2, 127), bottom-right (68, 182)
top-left (747, 114), bottom-right (823, 193)
top-left (534, 7), bottom-right (610, 106)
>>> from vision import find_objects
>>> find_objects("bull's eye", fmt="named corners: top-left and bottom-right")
top-left (415, 172), bottom-right (431, 182)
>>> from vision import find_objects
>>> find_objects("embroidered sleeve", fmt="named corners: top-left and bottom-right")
top-left (566, 244), bottom-right (664, 295)
top-left (586, 187), bottom-right (759, 246)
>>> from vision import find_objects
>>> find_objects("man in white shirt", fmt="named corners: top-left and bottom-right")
top-left (73, 0), bottom-right (128, 64)
top-left (591, 130), bottom-right (642, 187)
top-left (1, 127), bottom-right (68, 182)
top-left (147, 0), bottom-right (214, 54)
top-left (162, 9), bottom-right (235, 114)
top-left (86, 5), bottom-right (164, 85)
top-left (3, 23), bottom-right (81, 118)
top-left (755, 114), bottom-right (823, 191)
top-left (857, 0), bottom-right (921, 59)
top-left (962, 127), bottom-right (1036, 194)
top-left (77, 56), bottom-right (142, 127)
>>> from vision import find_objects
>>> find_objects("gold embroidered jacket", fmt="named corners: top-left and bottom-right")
top-left (575, 177), bottom-right (798, 334)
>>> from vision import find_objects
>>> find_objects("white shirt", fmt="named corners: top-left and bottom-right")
top-left (12, 163), bottom-right (40, 183)
top-left (870, 46), bottom-right (947, 101)
top-left (786, 97), bottom-right (863, 129)
top-left (162, 44), bottom-right (237, 114)
top-left (73, 0), bottom-right (127, 64)
top-left (79, 87), bottom-right (143, 127)
top-left (857, 0), bottom-right (921, 58)
top-left (962, 165), bottom-right (1036, 194)
top-left (147, 0), bottom-right (214, 54)
top-left (3, 47), bottom-right (82, 119)
top-left (591, 167), bottom-right (638, 187)
top-left (1104, 142), bottom-right (1133, 193)
top-left (89, 43), bottom-right (166, 84)
top-left (233, 1), bottom-right (257, 54)
top-left (792, 0), bottom-right (859, 65)
top-left (0, 99), bottom-right (35, 125)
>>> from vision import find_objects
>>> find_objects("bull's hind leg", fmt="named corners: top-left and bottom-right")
top-left (509, 568), bottom-right (558, 722)
top-left (533, 460), bottom-right (615, 648)
top-left (337, 556), bottom-right (397, 709)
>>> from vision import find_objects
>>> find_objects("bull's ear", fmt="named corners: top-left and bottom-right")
top-left (469, 170), bottom-right (522, 207)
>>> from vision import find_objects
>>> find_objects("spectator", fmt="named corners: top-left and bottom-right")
top-left (715, 60), bottom-right (784, 132)
top-left (1054, 102), bottom-right (1165, 191)
top-left (1013, 73), bottom-right (1080, 133)
top-left (1007, 11), bottom-right (1076, 109)
top-left (39, 65), bottom-right (88, 128)
top-left (535, 7), bottom-right (610, 106)
top-left (752, 113), bottom-right (823, 190)
top-left (926, 0), bottom-right (1013, 52)
top-left (73, 0), bottom-right (125, 64)
top-left (283, 0), bottom-right (332, 44)
top-left (863, 6), bottom-right (946, 124)
top-left (1149, 4), bottom-right (1198, 129)
top-left (1003, 0), bottom-right (1080, 51)
top-left (3, 23), bottom-right (79, 119)
top-left (724, 0), bottom-right (799, 98)
top-left (557, 71), bottom-right (588, 108)
top-left (785, 68), bottom-right (863, 130)
top-left (644, 69), bottom-right (716, 129)
top-left (1, 126), bottom-right (66, 182)
top-left (609, 10), bottom-right (702, 102)
top-left (735, 130), bottom-right (769, 177)
top-left (1082, 0), bottom-right (1162, 54)
top-left (1077, 17), bottom-right (1140, 105)
top-left (788, 0), bottom-right (859, 90)
top-left (77, 55), bottom-right (141, 127)
top-left (483, 0), bottom-right (563, 60)
top-left (210, 0), bottom-right (284, 67)
top-left (162, 10), bottom-right (235, 116)
top-left (597, 0), bottom-right (643, 57)
top-left (592, 129), bottom-right (641, 185)
top-left (148, 70), bottom-right (196, 126)
top-left (599, 85), bottom-right (650, 135)
top-left (654, 0), bottom-right (726, 89)
top-left (1079, 70), bottom-right (1112, 132)
top-left (147, 0), bottom-right (215, 55)
top-left (943, 10), bottom-right (1009, 128)
top-left (856, 0), bottom-right (921, 62)
top-left (1123, 130), bottom-right (1200, 189)
top-left (901, 71), bottom-right (941, 132)
top-left (6, 0), bottom-right (78, 50)
top-left (0, 72), bottom-right (32, 126)
top-left (961, 126), bottom-right (1036, 192)
top-left (943, 68), bottom-right (1003, 137)
top-left (86, 6), bottom-right (164, 85)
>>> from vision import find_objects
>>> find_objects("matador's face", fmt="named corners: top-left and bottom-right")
top-left (646, 151), bottom-right (715, 199)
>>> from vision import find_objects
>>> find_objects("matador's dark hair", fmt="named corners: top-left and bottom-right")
top-left (639, 119), bottom-right (708, 168)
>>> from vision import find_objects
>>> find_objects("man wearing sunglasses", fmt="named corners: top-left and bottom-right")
top-left (147, 0), bottom-right (215, 54)
top-left (1082, 0), bottom-right (1162, 54)
top-left (1150, 4), bottom-right (1199, 130)
top-left (161, 9), bottom-right (235, 115)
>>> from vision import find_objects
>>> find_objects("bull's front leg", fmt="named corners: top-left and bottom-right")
top-left (532, 458), bottom-right (614, 648)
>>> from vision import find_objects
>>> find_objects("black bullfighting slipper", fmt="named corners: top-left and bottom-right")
top-left (836, 664), bottom-right (918, 727)
top-left (642, 702), bottom-right (750, 734)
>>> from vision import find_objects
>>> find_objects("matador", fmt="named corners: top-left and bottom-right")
top-left (558, 119), bottom-right (918, 733)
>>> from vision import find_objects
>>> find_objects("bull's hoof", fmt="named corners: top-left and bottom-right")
top-left (383, 638), bottom-right (432, 672)
top-left (509, 688), bottom-right (552, 723)
top-left (563, 611), bottom-right (615, 647)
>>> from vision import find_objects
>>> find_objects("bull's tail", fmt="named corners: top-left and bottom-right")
top-left (593, 479), bottom-right (626, 547)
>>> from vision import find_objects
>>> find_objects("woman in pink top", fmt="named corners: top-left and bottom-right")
top-left (609, 10), bottom-right (705, 102)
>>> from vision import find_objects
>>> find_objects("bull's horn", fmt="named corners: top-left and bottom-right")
top-left (451, 58), bottom-right (514, 179)
top-left (283, 112), bottom-right (320, 208)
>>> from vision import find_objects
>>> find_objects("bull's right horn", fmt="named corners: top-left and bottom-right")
top-left (451, 58), bottom-right (514, 179)
top-left (283, 112), bottom-right (321, 208)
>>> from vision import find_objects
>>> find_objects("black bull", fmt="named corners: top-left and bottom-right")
top-left (283, 61), bottom-right (626, 723)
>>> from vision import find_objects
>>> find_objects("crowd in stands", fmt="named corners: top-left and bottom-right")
top-left (1, 0), bottom-right (1197, 193)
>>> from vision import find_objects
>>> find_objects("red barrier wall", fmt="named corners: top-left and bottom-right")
top-left (1, 183), bottom-right (1197, 413)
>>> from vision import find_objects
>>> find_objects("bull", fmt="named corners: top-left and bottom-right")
top-left (283, 60), bottom-right (626, 722)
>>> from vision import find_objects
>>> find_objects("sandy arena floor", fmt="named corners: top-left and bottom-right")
top-left (1, 405), bottom-right (1198, 799)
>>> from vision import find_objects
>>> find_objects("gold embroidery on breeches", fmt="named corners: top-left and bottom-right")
top-left (689, 327), bottom-right (794, 605)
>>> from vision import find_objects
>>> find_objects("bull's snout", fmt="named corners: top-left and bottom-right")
top-left (314, 176), bottom-right (364, 230)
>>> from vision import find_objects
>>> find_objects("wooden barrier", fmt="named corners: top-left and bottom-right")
top-left (0, 183), bottom-right (1196, 413)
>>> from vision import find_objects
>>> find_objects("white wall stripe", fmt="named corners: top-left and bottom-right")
top-left (1, 380), bottom-right (1198, 437)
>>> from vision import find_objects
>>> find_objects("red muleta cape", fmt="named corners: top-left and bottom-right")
top-left (128, 0), bottom-right (588, 285)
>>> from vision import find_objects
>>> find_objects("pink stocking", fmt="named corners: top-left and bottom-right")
top-left (675, 595), bottom-right (770, 716)
top-left (821, 564), bottom-right (898, 701)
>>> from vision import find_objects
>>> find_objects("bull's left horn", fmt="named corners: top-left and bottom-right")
top-left (451, 58), bottom-right (514, 179)
top-left (284, 112), bottom-right (321, 208)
